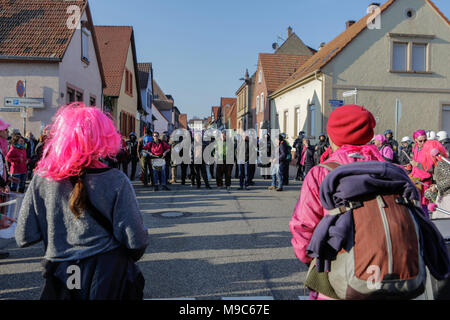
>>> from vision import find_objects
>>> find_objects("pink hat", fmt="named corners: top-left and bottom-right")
top-left (0, 118), bottom-right (11, 131)
top-left (374, 134), bottom-right (386, 143)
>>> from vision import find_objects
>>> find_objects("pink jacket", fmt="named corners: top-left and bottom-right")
top-left (6, 146), bottom-right (28, 174)
top-left (289, 144), bottom-right (385, 264)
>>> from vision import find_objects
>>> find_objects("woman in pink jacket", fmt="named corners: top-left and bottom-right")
top-left (289, 105), bottom-right (384, 300)
top-left (6, 135), bottom-right (29, 193)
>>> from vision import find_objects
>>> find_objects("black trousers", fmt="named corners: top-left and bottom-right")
top-left (216, 164), bottom-right (233, 187)
top-left (128, 157), bottom-right (138, 180)
top-left (191, 164), bottom-right (210, 187)
top-left (180, 164), bottom-right (189, 184)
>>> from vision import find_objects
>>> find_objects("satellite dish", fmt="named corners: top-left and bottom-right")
top-left (272, 42), bottom-right (279, 50)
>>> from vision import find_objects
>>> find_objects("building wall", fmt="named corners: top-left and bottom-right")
top-left (116, 44), bottom-right (139, 137)
top-left (271, 77), bottom-right (323, 146)
top-left (153, 105), bottom-right (169, 134)
top-left (59, 10), bottom-right (103, 110)
top-left (254, 62), bottom-right (269, 137)
top-left (0, 62), bottom-right (59, 137)
top-left (324, 0), bottom-right (450, 139)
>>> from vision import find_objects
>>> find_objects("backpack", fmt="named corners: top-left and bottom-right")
top-left (311, 162), bottom-right (427, 300)
top-left (286, 144), bottom-right (292, 162)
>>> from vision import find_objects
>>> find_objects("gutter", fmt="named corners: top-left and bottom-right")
top-left (269, 70), bottom-right (321, 99)
top-left (0, 56), bottom-right (61, 62)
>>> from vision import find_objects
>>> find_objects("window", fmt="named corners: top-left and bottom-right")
top-left (284, 111), bottom-right (289, 134)
top-left (393, 42), bottom-right (408, 71)
top-left (76, 91), bottom-right (83, 102)
top-left (412, 44), bottom-right (426, 72)
top-left (309, 106), bottom-right (316, 137)
top-left (125, 69), bottom-right (133, 96)
top-left (442, 105), bottom-right (450, 134)
top-left (390, 35), bottom-right (432, 73)
top-left (81, 26), bottom-right (90, 63)
top-left (89, 96), bottom-right (96, 106)
top-left (67, 88), bottom-right (75, 103)
top-left (256, 96), bottom-right (260, 113)
top-left (294, 107), bottom-right (300, 136)
top-left (258, 70), bottom-right (262, 83)
top-left (260, 93), bottom-right (264, 112)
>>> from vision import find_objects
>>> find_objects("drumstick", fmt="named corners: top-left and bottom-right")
top-left (402, 150), bottom-right (412, 162)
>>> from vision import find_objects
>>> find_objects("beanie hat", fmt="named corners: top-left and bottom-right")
top-left (0, 118), bottom-right (11, 131)
top-left (327, 105), bottom-right (376, 147)
top-left (374, 134), bottom-right (387, 144)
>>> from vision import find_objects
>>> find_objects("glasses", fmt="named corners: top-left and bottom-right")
top-left (417, 139), bottom-right (426, 143)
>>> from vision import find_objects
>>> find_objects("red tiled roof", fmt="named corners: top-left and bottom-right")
top-left (0, 0), bottom-right (87, 59)
top-left (259, 53), bottom-right (311, 94)
top-left (273, 0), bottom-right (397, 95)
top-left (95, 26), bottom-right (133, 96)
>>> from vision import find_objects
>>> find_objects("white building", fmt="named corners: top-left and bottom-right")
top-left (0, 0), bottom-right (105, 137)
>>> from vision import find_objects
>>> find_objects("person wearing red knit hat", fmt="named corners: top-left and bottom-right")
top-left (289, 105), bottom-right (385, 300)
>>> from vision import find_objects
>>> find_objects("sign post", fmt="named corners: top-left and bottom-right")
top-left (343, 89), bottom-right (358, 104)
top-left (395, 99), bottom-right (402, 142)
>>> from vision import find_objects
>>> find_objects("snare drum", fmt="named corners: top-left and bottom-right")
top-left (152, 158), bottom-right (166, 171)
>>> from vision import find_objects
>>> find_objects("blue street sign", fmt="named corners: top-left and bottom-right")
top-left (329, 99), bottom-right (344, 107)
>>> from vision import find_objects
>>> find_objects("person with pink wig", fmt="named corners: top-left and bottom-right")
top-left (373, 134), bottom-right (394, 162)
top-left (15, 103), bottom-right (148, 300)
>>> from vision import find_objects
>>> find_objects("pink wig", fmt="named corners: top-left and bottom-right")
top-left (37, 103), bottom-right (121, 181)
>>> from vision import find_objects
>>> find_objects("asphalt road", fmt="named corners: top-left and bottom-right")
top-left (0, 170), bottom-right (308, 300)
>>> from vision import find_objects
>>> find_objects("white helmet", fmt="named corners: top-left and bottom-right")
top-left (401, 136), bottom-right (412, 143)
top-left (437, 131), bottom-right (448, 142)
top-left (427, 131), bottom-right (437, 140)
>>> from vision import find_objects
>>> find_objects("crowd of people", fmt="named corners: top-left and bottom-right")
top-left (0, 101), bottom-right (449, 300)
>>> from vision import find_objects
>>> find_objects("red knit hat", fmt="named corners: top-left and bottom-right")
top-left (327, 105), bottom-right (376, 147)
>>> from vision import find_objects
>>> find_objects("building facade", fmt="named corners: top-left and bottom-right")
top-left (0, 0), bottom-right (105, 137)
top-left (95, 26), bottom-right (143, 138)
top-left (270, 0), bottom-right (450, 146)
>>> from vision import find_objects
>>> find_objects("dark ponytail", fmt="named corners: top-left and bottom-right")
top-left (69, 169), bottom-right (87, 218)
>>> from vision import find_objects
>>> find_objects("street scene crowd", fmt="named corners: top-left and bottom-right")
top-left (0, 102), bottom-right (449, 300)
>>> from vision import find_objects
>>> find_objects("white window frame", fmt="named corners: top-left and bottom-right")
top-left (256, 96), bottom-right (260, 113)
top-left (260, 93), bottom-right (264, 113)
top-left (389, 34), bottom-right (433, 74)
top-left (284, 110), bottom-right (289, 134)
top-left (81, 26), bottom-right (90, 63)
top-left (309, 105), bottom-right (316, 137)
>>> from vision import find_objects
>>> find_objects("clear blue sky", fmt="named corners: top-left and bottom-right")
top-left (89, 0), bottom-right (450, 120)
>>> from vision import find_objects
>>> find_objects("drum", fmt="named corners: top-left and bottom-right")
top-left (152, 158), bottom-right (166, 171)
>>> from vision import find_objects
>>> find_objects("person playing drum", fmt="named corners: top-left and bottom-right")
top-left (142, 132), bottom-right (171, 191)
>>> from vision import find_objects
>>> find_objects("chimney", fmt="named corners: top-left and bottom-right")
top-left (346, 20), bottom-right (356, 29)
top-left (368, 2), bottom-right (380, 12)
top-left (287, 26), bottom-right (293, 38)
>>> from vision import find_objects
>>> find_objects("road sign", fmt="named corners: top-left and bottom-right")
top-left (343, 89), bottom-right (358, 97)
top-left (329, 99), bottom-right (344, 107)
top-left (4, 97), bottom-right (44, 108)
top-left (16, 80), bottom-right (25, 97)
top-left (0, 107), bottom-right (20, 112)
